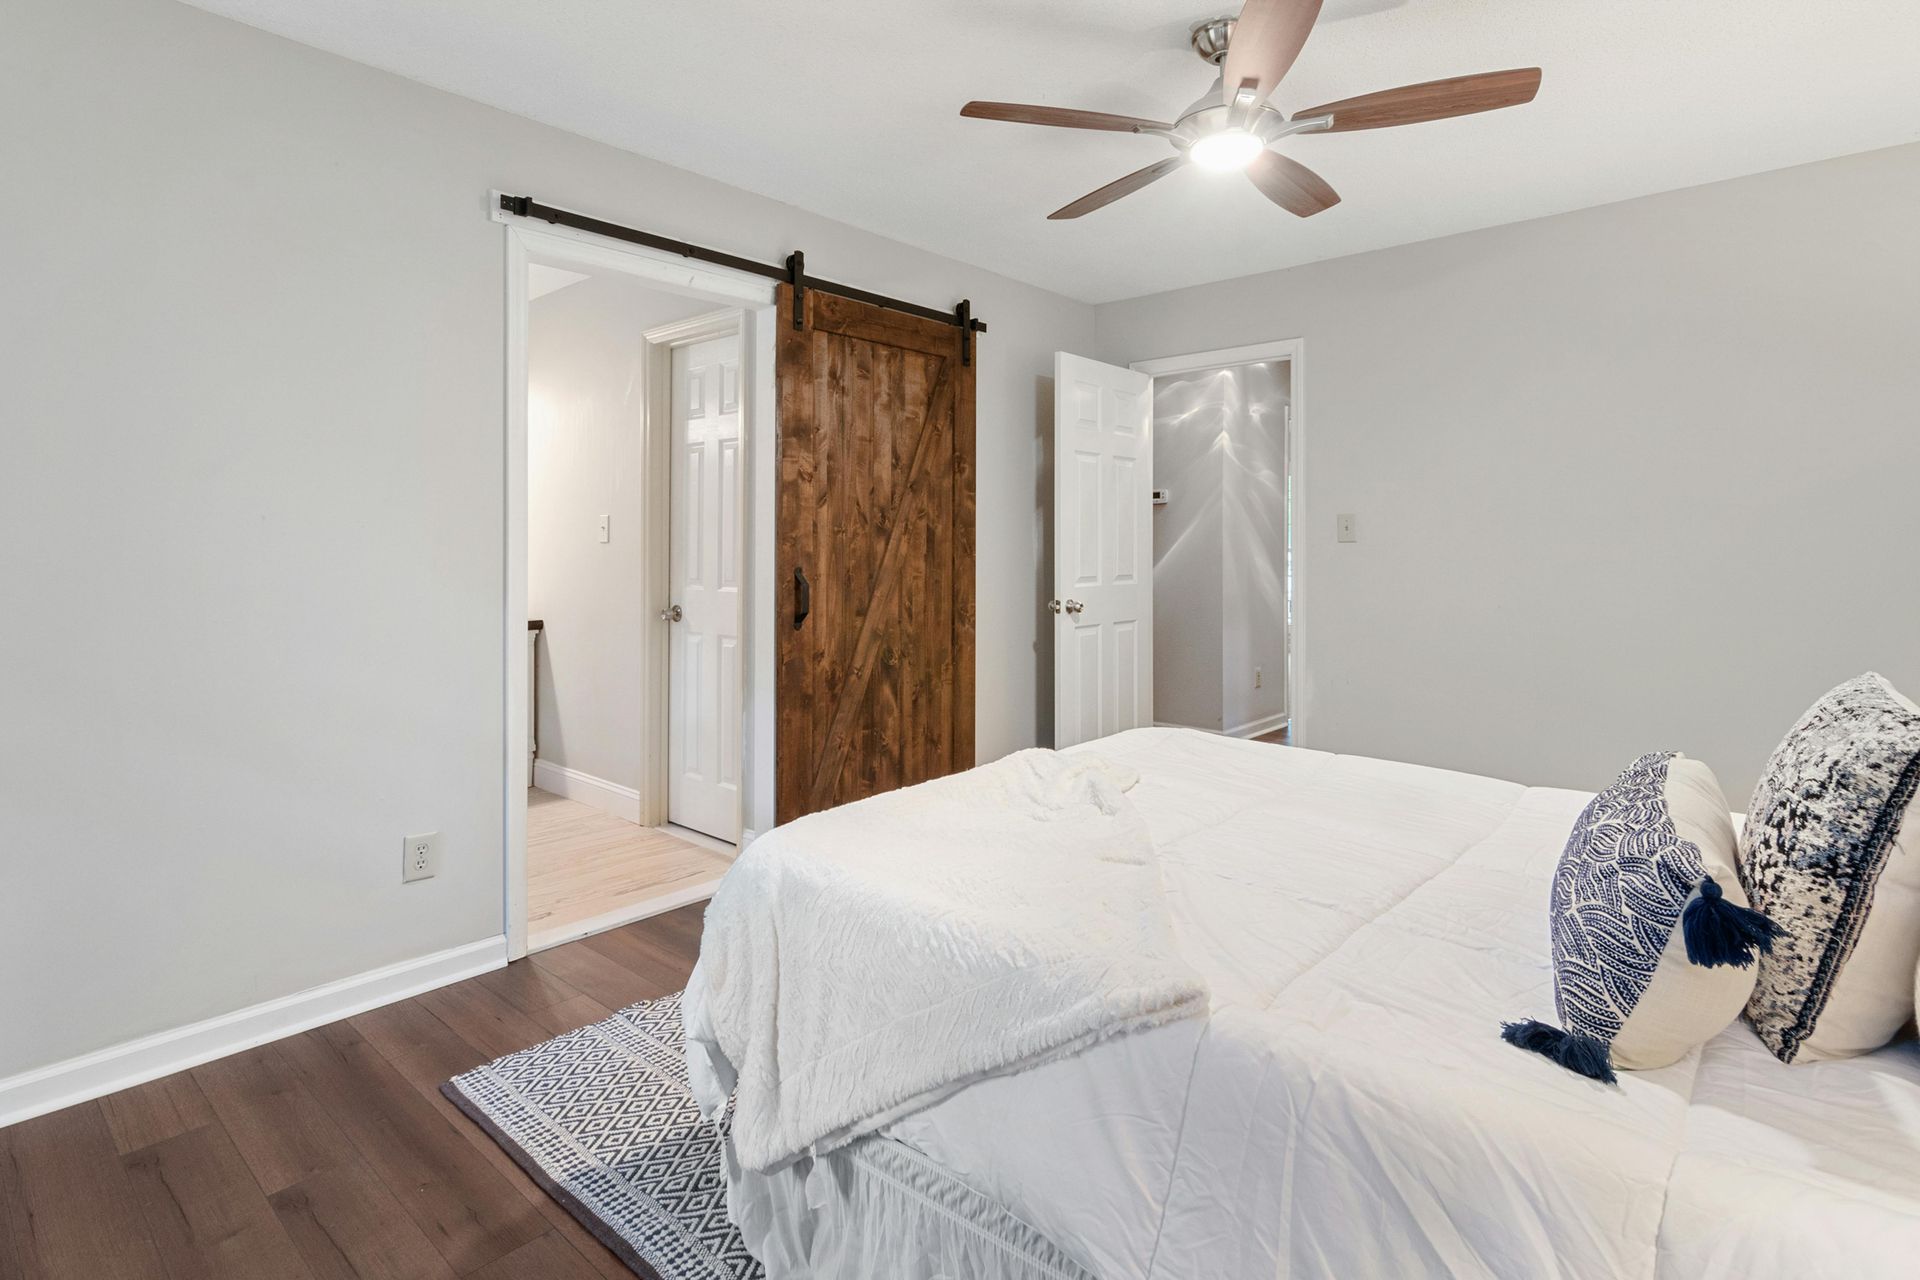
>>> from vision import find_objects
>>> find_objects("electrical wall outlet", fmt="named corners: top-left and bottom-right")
top-left (1255, 666), bottom-right (1264, 689)
top-left (402, 832), bottom-right (438, 883)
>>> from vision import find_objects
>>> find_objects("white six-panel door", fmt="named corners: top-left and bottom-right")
top-left (668, 335), bottom-right (742, 841)
top-left (1053, 352), bottom-right (1153, 749)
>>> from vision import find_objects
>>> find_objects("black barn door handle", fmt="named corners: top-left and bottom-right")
top-left (793, 566), bottom-right (811, 630)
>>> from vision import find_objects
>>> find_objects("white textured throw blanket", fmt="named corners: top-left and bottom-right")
top-left (683, 748), bottom-right (1208, 1171)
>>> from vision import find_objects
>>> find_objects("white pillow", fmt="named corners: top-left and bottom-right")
top-left (1504, 752), bottom-right (1779, 1081)
top-left (1742, 673), bottom-right (1920, 1062)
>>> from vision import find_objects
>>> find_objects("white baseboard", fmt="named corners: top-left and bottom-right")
top-left (1224, 712), bottom-right (1291, 740)
top-left (527, 875), bottom-right (725, 953)
top-left (1154, 714), bottom-right (1291, 740)
top-left (533, 759), bottom-right (642, 823)
top-left (0, 934), bottom-right (507, 1130)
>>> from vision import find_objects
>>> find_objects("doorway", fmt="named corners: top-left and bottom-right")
top-left (1142, 351), bottom-right (1294, 742)
top-left (499, 197), bottom-right (982, 954)
top-left (523, 265), bottom-right (738, 949)
top-left (503, 215), bottom-right (781, 959)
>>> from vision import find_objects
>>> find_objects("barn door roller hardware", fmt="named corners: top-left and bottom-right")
top-left (787, 250), bottom-right (806, 331)
top-left (499, 194), bottom-right (987, 361)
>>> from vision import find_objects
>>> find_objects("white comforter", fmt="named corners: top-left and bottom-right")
top-left (880, 729), bottom-right (1920, 1280)
top-left (683, 748), bottom-right (1207, 1171)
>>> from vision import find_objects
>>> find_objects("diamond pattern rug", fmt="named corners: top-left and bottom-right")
top-left (443, 991), bottom-right (763, 1280)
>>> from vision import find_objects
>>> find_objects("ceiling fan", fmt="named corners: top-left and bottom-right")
top-left (959, 0), bottom-right (1541, 220)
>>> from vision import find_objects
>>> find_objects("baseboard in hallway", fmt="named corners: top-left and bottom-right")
top-left (1226, 711), bottom-right (1291, 741)
top-left (530, 758), bottom-right (641, 823)
top-left (1155, 717), bottom-right (1293, 745)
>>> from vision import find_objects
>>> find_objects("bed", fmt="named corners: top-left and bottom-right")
top-left (688, 727), bottom-right (1920, 1279)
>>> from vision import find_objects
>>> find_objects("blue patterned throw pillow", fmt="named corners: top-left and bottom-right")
top-left (1742, 673), bottom-right (1920, 1063)
top-left (1504, 752), bottom-right (1779, 1082)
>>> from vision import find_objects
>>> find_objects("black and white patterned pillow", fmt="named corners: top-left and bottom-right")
top-left (1504, 752), bottom-right (1778, 1082)
top-left (1742, 673), bottom-right (1920, 1063)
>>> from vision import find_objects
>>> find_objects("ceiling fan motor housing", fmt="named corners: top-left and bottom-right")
top-left (1189, 17), bottom-right (1237, 65)
top-left (1167, 76), bottom-right (1328, 155)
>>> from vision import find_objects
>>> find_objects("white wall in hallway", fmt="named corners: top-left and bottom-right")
top-left (1152, 360), bottom-right (1291, 735)
top-left (527, 275), bottom-right (716, 793)
top-left (1151, 371), bottom-right (1225, 730)
top-left (1220, 361), bottom-right (1291, 736)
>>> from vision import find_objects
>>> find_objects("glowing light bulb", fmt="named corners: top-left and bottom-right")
top-left (1188, 129), bottom-right (1264, 172)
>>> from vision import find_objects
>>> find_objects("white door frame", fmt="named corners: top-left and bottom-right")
top-left (1129, 339), bottom-right (1305, 746)
top-left (644, 310), bottom-right (744, 839)
top-left (498, 196), bottom-right (776, 960)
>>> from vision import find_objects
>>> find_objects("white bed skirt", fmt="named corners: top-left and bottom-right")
top-left (725, 1133), bottom-right (1094, 1280)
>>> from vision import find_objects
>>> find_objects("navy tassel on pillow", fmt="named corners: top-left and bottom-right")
top-left (1681, 876), bottom-right (1782, 969)
top-left (1500, 1019), bottom-right (1617, 1084)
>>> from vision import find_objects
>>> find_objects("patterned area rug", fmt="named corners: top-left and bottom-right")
top-left (443, 992), bottom-right (763, 1280)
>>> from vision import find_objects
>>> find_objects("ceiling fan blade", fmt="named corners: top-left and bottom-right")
top-left (1246, 150), bottom-right (1339, 217)
top-left (1049, 157), bottom-right (1187, 220)
top-left (961, 101), bottom-right (1169, 133)
top-left (1294, 68), bottom-right (1542, 132)
top-left (1221, 0), bottom-right (1325, 108)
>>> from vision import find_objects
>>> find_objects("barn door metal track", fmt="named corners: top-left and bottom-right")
top-left (498, 194), bottom-right (986, 362)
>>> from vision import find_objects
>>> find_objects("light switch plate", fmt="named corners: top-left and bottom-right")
top-left (1337, 513), bottom-right (1357, 543)
top-left (597, 514), bottom-right (610, 543)
top-left (402, 832), bottom-right (438, 883)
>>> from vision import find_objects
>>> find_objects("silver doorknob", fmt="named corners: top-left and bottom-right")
top-left (1047, 599), bottom-right (1063, 614)
top-left (1064, 599), bottom-right (1084, 615)
top-left (660, 604), bottom-right (683, 622)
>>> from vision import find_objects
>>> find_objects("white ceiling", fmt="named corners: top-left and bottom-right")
top-left (181, 0), bottom-right (1920, 304)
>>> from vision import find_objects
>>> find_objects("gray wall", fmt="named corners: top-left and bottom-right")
top-left (0, 0), bottom-right (1093, 1079)
top-left (1101, 141), bottom-right (1920, 801)
top-left (528, 275), bottom-right (715, 792)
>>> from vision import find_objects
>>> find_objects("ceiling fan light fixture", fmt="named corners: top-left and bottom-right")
top-left (1188, 128), bottom-right (1264, 172)
top-left (958, 0), bottom-right (1543, 222)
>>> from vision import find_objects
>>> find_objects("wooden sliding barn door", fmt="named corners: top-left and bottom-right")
top-left (775, 285), bottom-right (975, 824)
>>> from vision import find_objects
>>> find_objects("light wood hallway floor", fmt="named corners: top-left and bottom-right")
top-left (526, 788), bottom-right (733, 951)
top-left (0, 907), bottom-right (709, 1280)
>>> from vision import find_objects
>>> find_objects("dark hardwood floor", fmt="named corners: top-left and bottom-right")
top-left (0, 904), bottom-right (709, 1280)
